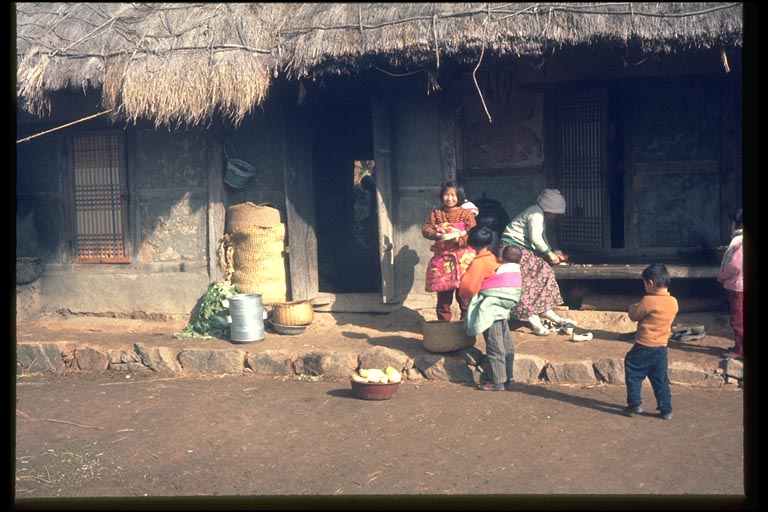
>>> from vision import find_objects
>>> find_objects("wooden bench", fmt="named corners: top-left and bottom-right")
top-left (553, 263), bottom-right (720, 280)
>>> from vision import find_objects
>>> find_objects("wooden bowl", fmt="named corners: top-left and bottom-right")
top-left (350, 379), bottom-right (400, 400)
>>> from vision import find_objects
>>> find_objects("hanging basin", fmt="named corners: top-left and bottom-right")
top-left (224, 158), bottom-right (257, 189)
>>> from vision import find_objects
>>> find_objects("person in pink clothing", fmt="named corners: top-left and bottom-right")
top-left (718, 208), bottom-right (743, 359)
top-left (422, 180), bottom-right (478, 321)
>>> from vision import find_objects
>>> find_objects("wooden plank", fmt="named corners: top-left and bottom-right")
top-left (719, 81), bottom-right (741, 240)
top-left (463, 166), bottom-right (542, 178)
top-left (438, 100), bottom-right (457, 183)
top-left (634, 160), bottom-right (720, 174)
top-left (125, 130), bottom-right (139, 263)
top-left (371, 100), bottom-right (395, 304)
top-left (45, 261), bottom-right (208, 273)
top-left (581, 294), bottom-right (723, 312)
top-left (311, 293), bottom-right (402, 313)
top-left (139, 188), bottom-right (207, 201)
top-left (282, 103), bottom-right (318, 301)
top-left (207, 141), bottom-right (225, 281)
top-left (59, 133), bottom-right (73, 264)
top-left (623, 96), bottom-right (638, 249)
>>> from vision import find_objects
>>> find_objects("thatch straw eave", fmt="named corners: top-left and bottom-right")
top-left (16, 2), bottom-right (743, 127)
top-left (16, 2), bottom-right (287, 127)
top-left (280, 3), bottom-right (743, 79)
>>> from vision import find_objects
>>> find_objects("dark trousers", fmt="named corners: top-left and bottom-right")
top-left (482, 318), bottom-right (514, 384)
top-left (436, 289), bottom-right (466, 322)
top-left (726, 289), bottom-right (744, 356)
top-left (624, 343), bottom-right (672, 415)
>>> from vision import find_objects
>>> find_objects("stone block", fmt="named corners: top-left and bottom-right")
top-left (357, 346), bottom-right (410, 373)
top-left (514, 355), bottom-right (546, 384)
top-left (669, 361), bottom-right (725, 387)
top-left (246, 350), bottom-right (295, 376)
top-left (544, 361), bottom-right (597, 384)
top-left (17, 343), bottom-right (65, 374)
top-left (294, 352), bottom-right (357, 379)
top-left (74, 347), bottom-right (109, 372)
top-left (135, 344), bottom-right (182, 373)
top-left (178, 348), bottom-right (245, 374)
top-left (594, 358), bottom-right (625, 384)
top-left (414, 353), bottom-right (475, 382)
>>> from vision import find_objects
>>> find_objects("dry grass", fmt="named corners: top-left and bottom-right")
top-left (16, 3), bottom-right (743, 126)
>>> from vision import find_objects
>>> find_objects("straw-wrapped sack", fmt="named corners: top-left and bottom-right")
top-left (226, 202), bottom-right (282, 232)
top-left (228, 224), bottom-right (288, 306)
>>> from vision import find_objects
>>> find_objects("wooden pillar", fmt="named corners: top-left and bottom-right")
top-left (207, 140), bottom-right (225, 281)
top-left (719, 77), bottom-right (742, 242)
top-left (438, 99), bottom-right (458, 183)
top-left (281, 101), bottom-right (318, 301)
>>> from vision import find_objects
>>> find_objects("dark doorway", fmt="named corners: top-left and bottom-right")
top-left (311, 103), bottom-right (381, 293)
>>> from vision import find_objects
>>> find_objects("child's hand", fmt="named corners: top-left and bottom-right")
top-left (439, 232), bottom-right (460, 240)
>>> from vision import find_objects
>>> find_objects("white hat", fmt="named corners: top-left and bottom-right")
top-left (536, 189), bottom-right (566, 214)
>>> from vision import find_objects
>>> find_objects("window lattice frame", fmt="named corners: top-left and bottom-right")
top-left (70, 133), bottom-right (129, 263)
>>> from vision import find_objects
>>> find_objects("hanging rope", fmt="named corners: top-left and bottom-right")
top-left (720, 47), bottom-right (730, 73)
top-left (473, 45), bottom-right (492, 124)
top-left (16, 109), bottom-right (114, 144)
top-left (432, 14), bottom-right (440, 69)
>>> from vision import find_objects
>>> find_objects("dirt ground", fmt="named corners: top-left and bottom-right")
top-left (13, 372), bottom-right (750, 508)
top-left (13, 307), bottom-right (754, 509)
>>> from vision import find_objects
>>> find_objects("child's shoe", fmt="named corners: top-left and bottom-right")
top-left (621, 404), bottom-right (643, 416)
top-left (477, 382), bottom-right (505, 391)
top-left (659, 411), bottom-right (673, 420)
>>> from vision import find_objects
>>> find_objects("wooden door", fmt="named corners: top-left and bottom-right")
top-left (557, 88), bottom-right (610, 250)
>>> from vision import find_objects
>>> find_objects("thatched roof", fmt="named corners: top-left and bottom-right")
top-left (16, 2), bottom-right (743, 127)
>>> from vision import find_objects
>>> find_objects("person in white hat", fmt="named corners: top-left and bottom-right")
top-left (498, 189), bottom-right (575, 335)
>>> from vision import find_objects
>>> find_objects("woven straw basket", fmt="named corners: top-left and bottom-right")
top-left (422, 320), bottom-right (477, 353)
top-left (226, 202), bottom-right (283, 233)
top-left (230, 224), bottom-right (287, 305)
top-left (271, 300), bottom-right (314, 326)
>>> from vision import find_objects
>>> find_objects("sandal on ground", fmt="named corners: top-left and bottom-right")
top-left (672, 324), bottom-right (705, 335)
top-left (670, 331), bottom-right (706, 342)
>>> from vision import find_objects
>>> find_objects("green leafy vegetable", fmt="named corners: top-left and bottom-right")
top-left (175, 281), bottom-right (239, 339)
